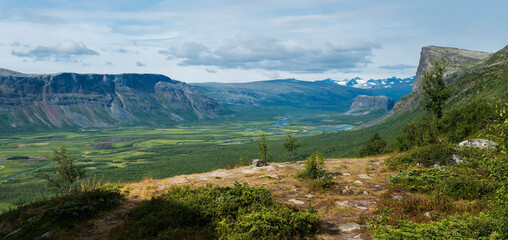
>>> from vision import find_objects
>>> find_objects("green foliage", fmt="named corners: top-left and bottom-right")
top-left (388, 168), bottom-right (497, 200)
top-left (257, 134), bottom-right (268, 162)
top-left (298, 151), bottom-right (333, 189)
top-left (358, 132), bottom-right (387, 157)
top-left (282, 133), bottom-right (301, 161)
top-left (421, 59), bottom-right (452, 120)
top-left (394, 117), bottom-right (439, 151)
top-left (371, 212), bottom-right (503, 240)
top-left (366, 193), bottom-right (483, 228)
top-left (386, 143), bottom-right (455, 169)
top-left (110, 182), bottom-right (320, 239)
top-left (440, 99), bottom-right (495, 143)
top-left (42, 145), bottom-right (85, 194)
top-left (0, 186), bottom-right (123, 239)
top-left (483, 99), bottom-right (508, 150)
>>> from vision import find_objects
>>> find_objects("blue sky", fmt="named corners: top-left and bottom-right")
top-left (0, 0), bottom-right (507, 83)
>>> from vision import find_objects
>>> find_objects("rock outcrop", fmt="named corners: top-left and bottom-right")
top-left (412, 46), bottom-right (491, 91)
top-left (346, 95), bottom-right (394, 115)
top-left (0, 69), bottom-right (230, 130)
top-left (388, 46), bottom-right (493, 116)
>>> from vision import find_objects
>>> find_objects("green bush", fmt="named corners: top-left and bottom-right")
top-left (371, 213), bottom-right (504, 240)
top-left (0, 185), bottom-right (123, 239)
top-left (386, 143), bottom-right (455, 170)
top-left (110, 182), bottom-right (321, 240)
top-left (439, 99), bottom-right (495, 143)
top-left (389, 168), bottom-right (497, 200)
top-left (298, 151), bottom-right (333, 189)
top-left (365, 193), bottom-right (483, 229)
top-left (394, 117), bottom-right (439, 151)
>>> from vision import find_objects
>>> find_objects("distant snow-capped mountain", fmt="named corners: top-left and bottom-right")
top-left (317, 76), bottom-right (415, 90)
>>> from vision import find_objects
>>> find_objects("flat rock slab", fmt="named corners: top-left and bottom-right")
top-left (353, 180), bottom-right (363, 185)
top-left (342, 172), bottom-right (351, 176)
top-left (259, 174), bottom-right (281, 180)
top-left (338, 222), bottom-right (361, 232)
top-left (355, 205), bottom-right (368, 210)
top-left (357, 174), bottom-right (372, 179)
top-left (288, 199), bottom-right (305, 205)
top-left (336, 200), bottom-right (351, 208)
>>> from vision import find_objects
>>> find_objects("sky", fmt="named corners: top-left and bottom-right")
top-left (0, 0), bottom-right (507, 83)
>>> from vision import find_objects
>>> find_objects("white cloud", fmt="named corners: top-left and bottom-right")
top-left (12, 40), bottom-right (98, 61)
top-left (159, 36), bottom-right (380, 73)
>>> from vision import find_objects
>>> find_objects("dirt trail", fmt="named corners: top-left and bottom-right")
top-left (77, 155), bottom-right (393, 239)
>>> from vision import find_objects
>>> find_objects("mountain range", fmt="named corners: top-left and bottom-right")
top-left (317, 76), bottom-right (415, 90)
top-left (0, 70), bottom-right (229, 131)
top-left (191, 79), bottom-right (375, 113)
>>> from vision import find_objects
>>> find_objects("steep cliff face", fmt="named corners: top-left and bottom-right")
top-left (412, 46), bottom-right (491, 91)
top-left (345, 95), bottom-right (394, 115)
top-left (389, 46), bottom-right (493, 116)
top-left (0, 70), bottom-right (229, 130)
top-left (388, 45), bottom-right (508, 118)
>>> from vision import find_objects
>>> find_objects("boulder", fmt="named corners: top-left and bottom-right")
top-left (392, 195), bottom-right (404, 201)
top-left (338, 222), bottom-right (361, 232)
top-left (252, 159), bottom-right (267, 167)
top-left (451, 154), bottom-right (463, 164)
top-left (458, 139), bottom-right (498, 149)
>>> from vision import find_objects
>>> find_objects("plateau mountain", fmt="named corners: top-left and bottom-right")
top-left (346, 95), bottom-right (394, 116)
top-left (0, 70), bottom-right (230, 132)
top-left (388, 45), bottom-right (506, 117)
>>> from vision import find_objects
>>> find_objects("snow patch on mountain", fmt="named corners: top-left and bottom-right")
top-left (318, 76), bottom-right (415, 90)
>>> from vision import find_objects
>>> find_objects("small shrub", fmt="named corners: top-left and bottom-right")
top-left (386, 143), bottom-right (455, 170)
top-left (366, 193), bottom-right (483, 227)
top-left (1, 186), bottom-right (123, 239)
top-left (439, 99), bottom-right (495, 143)
top-left (370, 212), bottom-right (503, 240)
top-left (298, 151), bottom-right (333, 189)
top-left (388, 168), bottom-right (498, 200)
top-left (110, 182), bottom-right (321, 239)
top-left (394, 117), bottom-right (439, 151)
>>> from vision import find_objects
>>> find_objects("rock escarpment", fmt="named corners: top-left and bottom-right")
top-left (412, 46), bottom-right (491, 91)
top-left (389, 46), bottom-right (493, 116)
top-left (0, 69), bottom-right (229, 130)
top-left (346, 95), bottom-right (394, 115)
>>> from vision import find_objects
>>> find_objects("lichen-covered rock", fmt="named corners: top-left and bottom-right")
top-left (458, 139), bottom-right (498, 149)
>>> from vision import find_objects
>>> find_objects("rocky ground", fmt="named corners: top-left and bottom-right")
top-left (75, 155), bottom-right (396, 239)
